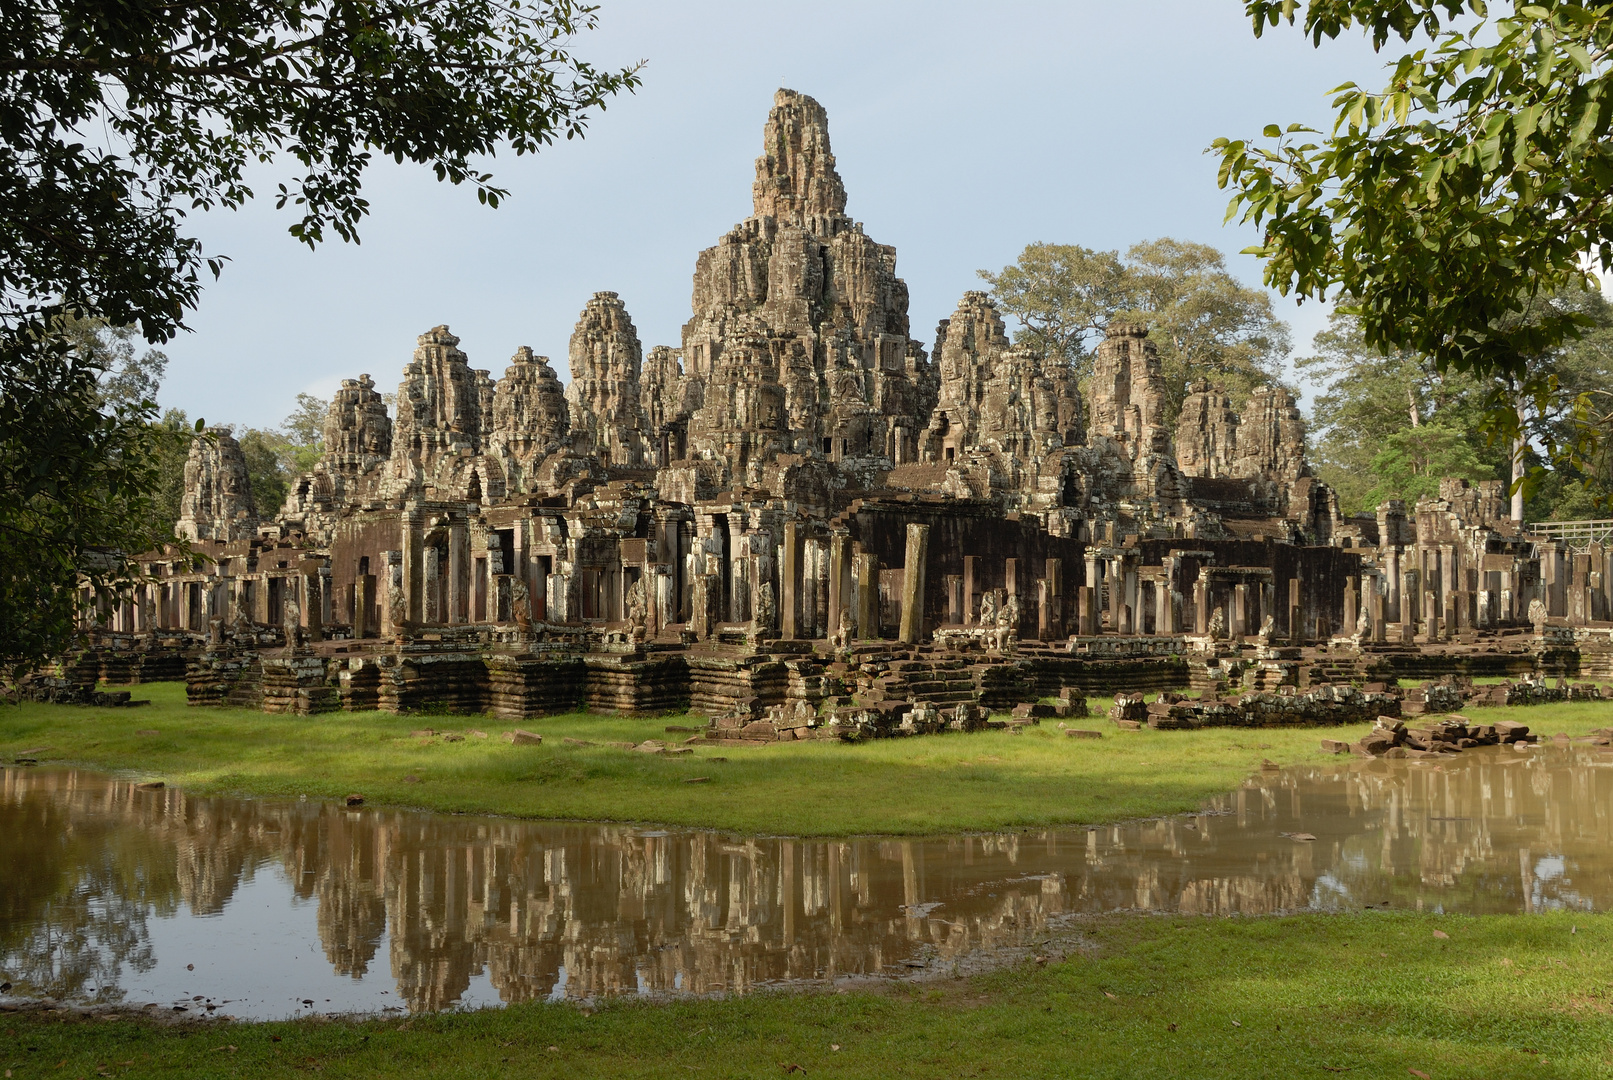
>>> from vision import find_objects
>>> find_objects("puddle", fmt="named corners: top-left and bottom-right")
top-left (2, 745), bottom-right (1610, 1018)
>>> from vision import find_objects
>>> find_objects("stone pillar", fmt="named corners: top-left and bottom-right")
top-left (1402, 569), bottom-right (1420, 636)
top-left (827, 532), bottom-right (851, 638)
top-left (1122, 568), bottom-right (1139, 635)
top-left (781, 522), bottom-right (803, 640)
top-left (854, 552), bottom-right (880, 640)
top-left (1108, 558), bottom-right (1124, 630)
top-left (1084, 553), bottom-right (1101, 630)
top-left (423, 544), bottom-right (441, 625)
top-left (1045, 558), bottom-right (1064, 638)
top-left (303, 568), bottom-right (324, 642)
top-left (354, 576), bottom-right (370, 638)
top-left (447, 521), bottom-right (467, 624)
top-left (402, 505), bottom-right (425, 625)
top-left (1423, 588), bottom-right (1439, 640)
top-left (1194, 577), bottom-right (1209, 636)
top-left (899, 524), bottom-right (930, 644)
top-left (1155, 580), bottom-right (1172, 635)
top-left (1342, 578), bottom-right (1358, 638)
top-left (946, 575), bottom-right (963, 625)
top-left (1076, 585), bottom-right (1094, 637)
top-left (1284, 577), bottom-right (1302, 644)
top-left (1232, 583), bottom-right (1249, 637)
top-left (385, 549), bottom-right (405, 636)
top-left (1384, 548), bottom-right (1401, 623)
top-left (963, 556), bottom-right (980, 624)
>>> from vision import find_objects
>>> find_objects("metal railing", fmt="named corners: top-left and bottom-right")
top-left (1524, 519), bottom-right (1613, 553)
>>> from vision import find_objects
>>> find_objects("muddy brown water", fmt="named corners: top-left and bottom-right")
top-left (2, 744), bottom-right (1611, 1019)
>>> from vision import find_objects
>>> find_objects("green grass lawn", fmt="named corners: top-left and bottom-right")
top-left (3, 682), bottom-right (1612, 836)
top-left (5, 911), bottom-right (1608, 1079)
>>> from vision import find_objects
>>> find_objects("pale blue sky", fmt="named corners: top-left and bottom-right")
top-left (157, 0), bottom-right (1390, 429)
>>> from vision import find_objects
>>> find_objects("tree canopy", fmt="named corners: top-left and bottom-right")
top-left (979, 238), bottom-right (1291, 421)
top-left (1300, 288), bottom-right (1613, 518)
top-left (0, 0), bottom-right (638, 675)
top-left (1215, 1), bottom-right (1613, 470)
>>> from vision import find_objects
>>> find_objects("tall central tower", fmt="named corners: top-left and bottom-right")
top-left (679, 89), bottom-right (935, 483)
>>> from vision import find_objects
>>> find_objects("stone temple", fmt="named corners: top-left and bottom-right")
top-left (68, 91), bottom-right (1613, 733)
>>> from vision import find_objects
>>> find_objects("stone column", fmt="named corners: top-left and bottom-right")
top-left (1075, 585), bottom-right (1094, 637)
top-left (402, 504), bottom-right (425, 625)
top-left (963, 556), bottom-right (980, 624)
top-left (1385, 548), bottom-right (1401, 623)
top-left (1402, 569), bottom-right (1420, 637)
top-left (1155, 580), bottom-right (1172, 635)
top-left (303, 568), bottom-right (324, 642)
top-left (946, 575), bottom-right (963, 625)
top-left (1342, 578), bottom-right (1358, 638)
top-left (781, 522), bottom-right (803, 640)
top-left (899, 524), bottom-right (930, 644)
top-left (448, 521), bottom-right (467, 625)
top-left (1288, 577), bottom-right (1303, 644)
top-left (1108, 557), bottom-right (1124, 630)
top-left (423, 544), bottom-right (441, 625)
top-left (827, 532), bottom-right (851, 638)
top-left (1232, 583), bottom-right (1249, 637)
top-left (1084, 553), bottom-right (1100, 630)
top-left (385, 549), bottom-right (405, 636)
top-left (1045, 558), bottom-right (1064, 638)
top-left (854, 552), bottom-right (881, 640)
top-left (1194, 576), bottom-right (1209, 636)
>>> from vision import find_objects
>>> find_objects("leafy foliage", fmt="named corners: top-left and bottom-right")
top-left (1299, 292), bottom-right (1613, 517)
top-left (0, 335), bottom-right (191, 680)
top-left (0, 0), bottom-right (636, 675)
top-left (229, 394), bottom-right (330, 515)
top-left (1217, 0), bottom-right (1613, 476)
top-left (979, 238), bottom-right (1291, 421)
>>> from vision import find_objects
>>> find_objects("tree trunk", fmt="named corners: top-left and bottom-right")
top-left (1511, 395), bottom-right (1526, 524)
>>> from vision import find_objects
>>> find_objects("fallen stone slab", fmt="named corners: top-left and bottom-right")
top-left (1064, 729), bottom-right (1103, 739)
top-left (501, 730), bottom-right (542, 745)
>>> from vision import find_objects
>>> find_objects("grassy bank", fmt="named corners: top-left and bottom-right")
top-left (4, 911), bottom-right (1608, 1079)
top-left (4, 683), bottom-right (1612, 835)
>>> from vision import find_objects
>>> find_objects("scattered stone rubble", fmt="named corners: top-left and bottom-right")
top-left (1349, 716), bottom-right (1539, 759)
top-left (49, 89), bottom-right (1613, 743)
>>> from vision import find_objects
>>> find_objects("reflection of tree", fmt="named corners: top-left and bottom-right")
top-left (4, 749), bottom-right (1611, 1013)
top-left (0, 775), bottom-right (185, 1001)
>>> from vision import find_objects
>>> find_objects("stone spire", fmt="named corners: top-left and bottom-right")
top-left (1174, 378), bottom-right (1238, 478)
top-left (489, 346), bottom-right (568, 493)
top-left (391, 326), bottom-right (483, 462)
top-left (176, 428), bottom-right (258, 541)
top-left (1089, 323), bottom-right (1170, 459)
top-left (566, 292), bottom-right (646, 467)
top-left (921, 291), bottom-right (1008, 462)
top-left (679, 90), bottom-right (931, 479)
top-left (1232, 385), bottom-right (1307, 482)
top-left (687, 320), bottom-right (789, 485)
top-left (323, 374), bottom-right (393, 464)
top-left (751, 89), bottom-right (849, 230)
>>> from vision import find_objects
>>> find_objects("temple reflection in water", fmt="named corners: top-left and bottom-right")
top-left (3, 747), bottom-right (1611, 1013)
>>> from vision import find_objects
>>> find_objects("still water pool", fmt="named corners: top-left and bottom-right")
top-left (3, 743), bottom-right (1610, 1019)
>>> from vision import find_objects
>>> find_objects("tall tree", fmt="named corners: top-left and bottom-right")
top-left (1299, 290), bottom-right (1613, 518)
top-left (1215, 0), bottom-right (1613, 504)
top-left (1299, 310), bottom-right (1498, 513)
top-left (0, 0), bottom-right (638, 674)
top-left (979, 238), bottom-right (1291, 420)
